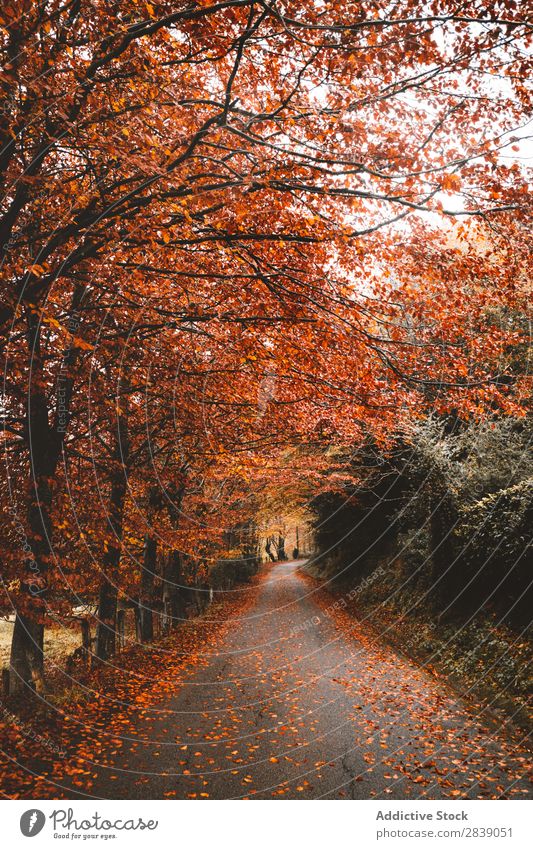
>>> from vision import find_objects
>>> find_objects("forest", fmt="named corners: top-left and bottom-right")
top-left (0, 0), bottom-right (531, 801)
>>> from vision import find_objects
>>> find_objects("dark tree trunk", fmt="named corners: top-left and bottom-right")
top-left (10, 313), bottom-right (54, 694)
top-left (9, 614), bottom-right (44, 694)
top-left (117, 608), bottom-right (125, 649)
top-left (293, 526), bottom-right (299, 558)
top-left (10, 287), bottom-right (86, 693)
top-left (9, 469), bottom-right (52, 694)
top-left (95, 578), bottom-right (119, 661)
top-left (95, 398), bottom-right (129, 661)
top-left (161, 478), bottom-right (187, 629)
top-left (137, 486), bottom-right (160, 643)
top-left (162, 550), bottom-right (186, 629)
top-left (138, 534), bottom-right (156, 642)
top-left (80, 618), bottom-right (91, 667)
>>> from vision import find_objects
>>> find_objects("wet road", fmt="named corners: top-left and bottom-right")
top-left (84, 561), bottom-right (531, 799)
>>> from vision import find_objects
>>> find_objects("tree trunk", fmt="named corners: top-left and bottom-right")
top-left (9, 614), bottom-right (45, 694)
top-left (117, 609), bottom-right (125, 649)
top-left (95, 578), bottom-right (118, 660)
top-left (10, 288), bottom-right (87, 692)
top-left (138, 534), bottom-right (156, 642)
top-left (9, 473), bottom-right (51, 694)
top-left (138, 485), bottom-right (160, 643)
top-left (95, 395), bottom-right (129, 661)
top-left (161, 478), bottom-right (187, 629)
top-left (10, 312), bottom-right (54, 694)
top-left (162, 550), bottom-right (186, 629)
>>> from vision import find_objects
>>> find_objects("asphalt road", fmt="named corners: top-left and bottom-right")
top-left (82, 560), bottom-right (531, 799)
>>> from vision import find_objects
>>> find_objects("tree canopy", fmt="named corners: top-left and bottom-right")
top-left (1, 0), bottom-right (531, 691)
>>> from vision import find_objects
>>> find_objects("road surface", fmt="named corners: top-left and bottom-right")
top-left (80, 561), bottom-right (531, 799)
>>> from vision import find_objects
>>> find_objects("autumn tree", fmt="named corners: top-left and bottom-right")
top-left (1, 0), bottom-right (531, 690)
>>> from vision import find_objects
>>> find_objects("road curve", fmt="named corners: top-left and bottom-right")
top-left (84, 560), bottom-right (531, 799)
